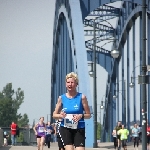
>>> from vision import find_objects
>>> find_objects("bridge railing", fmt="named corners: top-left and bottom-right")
top-left (0, 129), bottom-right (3, 147)
top-left (1, 127), bottom-right (36, 146)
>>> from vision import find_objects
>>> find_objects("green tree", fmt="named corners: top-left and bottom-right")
top-left (0, 97), bottom-right (14, 126)
top-left (18, 113), bottom-right (29, 127)
top-left (97, 122), bottom-right (102, 140)
top-left (16, 114), bottom-right (29, 143)
top-left (17, 132), bottom-right (24, 143)
top-left (0, 83), bottom-right (29, 127)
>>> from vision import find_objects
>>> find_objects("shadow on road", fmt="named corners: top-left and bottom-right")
top-left (0, 146), bottom-right (11, 150)
top-left (98, 142), bottom-right (136, 149)
top-left (98, 145), bottom-right (114, 149)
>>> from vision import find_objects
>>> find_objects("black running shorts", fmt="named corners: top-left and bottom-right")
top-left (121, 139), bottom-right (127, 147)
top-left (117, 135), bottom-right (121, 140)
top-left (57, 136), bottom-right (64, 148)
top-left (147, 136), bottom-right (150, 144)
top-left (59, 126), bottom-right (85, 147)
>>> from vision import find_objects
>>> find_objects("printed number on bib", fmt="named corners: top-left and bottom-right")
top-left (64, 114), bottom-right (78, 129)
top-left (39, 127), bottom-right (44, 132)
top-left (121, 135), bottom-right (125, 139)
top-left (47, 129), bottom-right (51, 134)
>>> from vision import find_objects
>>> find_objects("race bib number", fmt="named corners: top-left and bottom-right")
top-left (64, 114), bottom-right (78, 129)
top-left (113, 130), bottom-right (116, 136)
top-left (47, 129), bottom-right (51, 134)
top-left (121, 135), bottom-right (124, 139)
top-left (38, 127), bottom-right (44, 133)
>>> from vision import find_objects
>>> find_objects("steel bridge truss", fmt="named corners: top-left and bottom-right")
top-left (84, 5), bottom-right (118, 53)
top-left (51, 0), bottom-right (150, 147)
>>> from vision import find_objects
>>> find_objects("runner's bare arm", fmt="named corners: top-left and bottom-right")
top-left (82, 94), bottom-right (91, 119)
top-left (53, 96), bottom-right (65, 119)
top-left (33, 123), bottom-right (38, 134)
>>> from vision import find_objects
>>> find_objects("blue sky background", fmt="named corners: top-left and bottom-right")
top-left (0, 0), bottom-right (56, 125)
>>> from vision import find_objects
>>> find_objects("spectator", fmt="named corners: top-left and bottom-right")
top-left (10, 121), bottom-right (17, 146)
top-left (3, 131), bottom-right (9, 146)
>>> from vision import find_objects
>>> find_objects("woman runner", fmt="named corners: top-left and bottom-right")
top-left (53, 72), bottom-right (91, 150)
top-left (33, 117), bottom-right (46, 150)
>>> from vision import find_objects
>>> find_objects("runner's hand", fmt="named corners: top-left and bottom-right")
top-left (72, 114), bottom-right (82, 123)
top-left (59, 111), bottom-right (66, 118)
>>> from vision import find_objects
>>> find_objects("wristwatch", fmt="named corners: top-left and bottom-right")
top-left (82, 114), bottom-right (84, 119)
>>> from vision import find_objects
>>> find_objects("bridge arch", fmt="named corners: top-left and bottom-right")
top-left (51, 0), bottom-right (93, 147)
top-left (51, 0), bottom-right (150, 146)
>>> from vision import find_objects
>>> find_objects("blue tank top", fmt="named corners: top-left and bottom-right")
top-left (60, 92), bottom-right (85, 129)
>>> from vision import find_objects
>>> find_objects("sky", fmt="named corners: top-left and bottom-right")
top-left (0, 0), bottom-right (56, 126)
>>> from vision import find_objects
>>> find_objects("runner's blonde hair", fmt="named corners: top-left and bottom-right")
top-left (66, 72), bottom-right (79, 84)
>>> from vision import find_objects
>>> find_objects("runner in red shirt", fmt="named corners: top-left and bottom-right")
top-left (10, 121), bottom-right (17, 146)
top-left (147, 123), bottom-right (150, 150)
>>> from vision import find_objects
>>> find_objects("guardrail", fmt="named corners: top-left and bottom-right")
top-left (0, 129), bottom-right (3, 147)
top-left (0, 127), bottom-right (36, 145)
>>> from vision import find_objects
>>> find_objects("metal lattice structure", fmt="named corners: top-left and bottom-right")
top-left (51, 0), bottom-right (150, 147)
